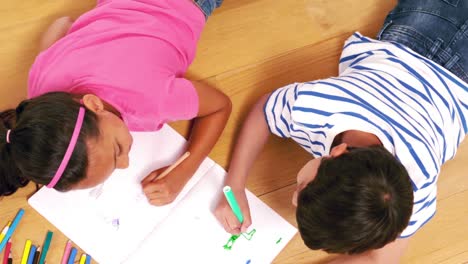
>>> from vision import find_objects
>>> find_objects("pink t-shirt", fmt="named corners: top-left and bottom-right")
top-left (28, 0), bottom-right (204, 131)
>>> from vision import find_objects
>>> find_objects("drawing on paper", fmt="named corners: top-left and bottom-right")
top-left (112, 218), bottom-right (120, 230)
top-left (223, 229), bottom-right (257, 250)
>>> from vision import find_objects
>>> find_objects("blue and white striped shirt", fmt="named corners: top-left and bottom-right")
top-left (264, 32), bottom-right (468, 237)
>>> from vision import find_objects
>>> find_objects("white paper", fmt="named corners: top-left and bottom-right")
top-left (29, 126), bottom-right (297, 264)
top-left (125, 164), bottom-right (298, 264)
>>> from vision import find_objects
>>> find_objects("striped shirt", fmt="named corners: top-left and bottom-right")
top-left (264, 32), bottom-right (468, 237)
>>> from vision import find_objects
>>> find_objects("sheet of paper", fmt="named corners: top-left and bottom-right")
top-left (125, 164), bottom-right (298, 264)
top-left (29, 126), bottom-right (214, 263)
top-left (29, 126), bottom-right (298, 264)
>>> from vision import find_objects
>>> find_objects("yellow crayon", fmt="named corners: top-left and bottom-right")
top-left (0, 221), bottom-right (11, 244)
top-left (21, 239), bottom-right (32, 264)
top-left (79, 254), bottom-right (87, 264)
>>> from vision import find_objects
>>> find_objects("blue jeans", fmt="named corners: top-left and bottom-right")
top-left (377, 0), bottom-right (468, 83)
top-left (193, 0), bottom-right (223, 19)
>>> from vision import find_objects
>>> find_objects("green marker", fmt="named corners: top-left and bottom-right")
top-left (223, 186), bottom-right (244, 223)
top-left (38, 231), bottom-right (53, 264)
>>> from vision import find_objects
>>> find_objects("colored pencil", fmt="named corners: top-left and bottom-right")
top-left (154, 152), bottom-right (190, 180)
top-left (60, 240), bottom-right (72, 264)
top-left (20, 239), bottom-right (32, 264)
top-left (38, 231), bottom-right (53, 264)
top-left (2, 239), bottom-right (11, 264)
top-left (0, 221), bottom-right (11, 244)
top-left (27, 245), bottom-right (37, 264)
top-left (0, 209), bottom-right (25, 251)
top-left (85, 255), bottom-right (91, 264)
top-left (67, 247), bottom-right (77, 264)
top-left (79, 254), bottom-right (86, 264)
top-left (33, 246), bottom-right (41, 264)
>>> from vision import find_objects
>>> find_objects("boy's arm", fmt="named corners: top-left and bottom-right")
top-left (142, 80), bottom-right (232, 205)
top-left (222, 93), bottom-right (271, 188)
top-left (329, 238), bottom-right (409, 264)
top-left (215, 94), bottom-right (272, 234)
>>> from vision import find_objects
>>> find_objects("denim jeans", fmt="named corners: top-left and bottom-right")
top-left (193, 0), bottom-right (223, 19)
top-left (377, 0), bottom-right (468, 83)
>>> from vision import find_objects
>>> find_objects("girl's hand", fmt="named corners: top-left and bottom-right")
top-left (214, 186), bottom-right (252, 234)
top-left (139, 80), bottom-right (231, 205)
top-left (141, 165), bottom-right (193, 206)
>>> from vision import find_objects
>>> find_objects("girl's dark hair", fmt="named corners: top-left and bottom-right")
top-left (296, 145), bottom-right (413, 254)
top-left (0, 92), bottom-right (99, 196)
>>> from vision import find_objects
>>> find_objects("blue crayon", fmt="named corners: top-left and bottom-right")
top-left (0, 209), bottom-right (25, 251)
top-left (67, 248), bottom-right (78, 264)
top-left (27, 245), bottom-right (37, 264)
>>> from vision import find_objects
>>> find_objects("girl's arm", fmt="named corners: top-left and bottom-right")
top-left (184, 80), bottom-right (232, 171)
top-left (142, 80), bottom-right (232, 205)
top-left (39, 17), bottom-right (73, 51)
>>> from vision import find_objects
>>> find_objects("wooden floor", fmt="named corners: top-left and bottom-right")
top-left (1, 0), bottom-right (468, 263)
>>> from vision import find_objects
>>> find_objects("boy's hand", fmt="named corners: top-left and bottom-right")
top-left (214, 187), bottom-right (252, 234)
top-left (141, 165), bottom-right (192, 206)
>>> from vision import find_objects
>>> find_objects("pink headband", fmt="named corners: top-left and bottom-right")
top-left (6, 130), bottom-right (11, 143)
top-left (47, 107), bottom-right (85, 188)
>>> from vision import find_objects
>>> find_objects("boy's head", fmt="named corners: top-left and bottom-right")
top-left (0, 92), bottom-right (133, 196)
top-left (294, 144), bottom-right (413, 254)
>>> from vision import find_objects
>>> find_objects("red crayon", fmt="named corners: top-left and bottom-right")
top-left (2, 239), bottom-right (12, 264)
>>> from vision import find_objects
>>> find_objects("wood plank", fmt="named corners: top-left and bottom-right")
top-left (189, 0), bottom-right (397, 79)
top-left (403, 189), bottom-right (468, 263)
top-left (0, 0), bottom-right (95, 108)
top-left (2, 0), bottom-right (468, 263)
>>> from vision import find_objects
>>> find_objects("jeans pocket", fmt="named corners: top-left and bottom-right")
top-left (377, 20), bottom-right (393, 40)
top-left (379, 24), bottom-right (434, 58)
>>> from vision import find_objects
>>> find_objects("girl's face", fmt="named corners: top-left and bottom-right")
top-left (74, 95), bottom-right (133, 189)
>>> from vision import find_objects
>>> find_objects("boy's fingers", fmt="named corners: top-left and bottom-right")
top-left (231, 227), bottom-right (241, 234)
top-left (221, 218), bottom-right (232, 234)
top-left (226, 215), bottom-right (241, 234)
top-left (240, 217), bottom-right (252, 233)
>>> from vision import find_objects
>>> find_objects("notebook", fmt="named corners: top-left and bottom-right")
top-left (29, 125), bottom-right (297, 263)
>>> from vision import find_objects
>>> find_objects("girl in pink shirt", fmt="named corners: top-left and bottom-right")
top-left (0, 0), bottom-right (230, 206)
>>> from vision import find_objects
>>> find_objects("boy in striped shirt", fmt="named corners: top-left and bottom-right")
top-left (215, 0), bottom-right (468, 262)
